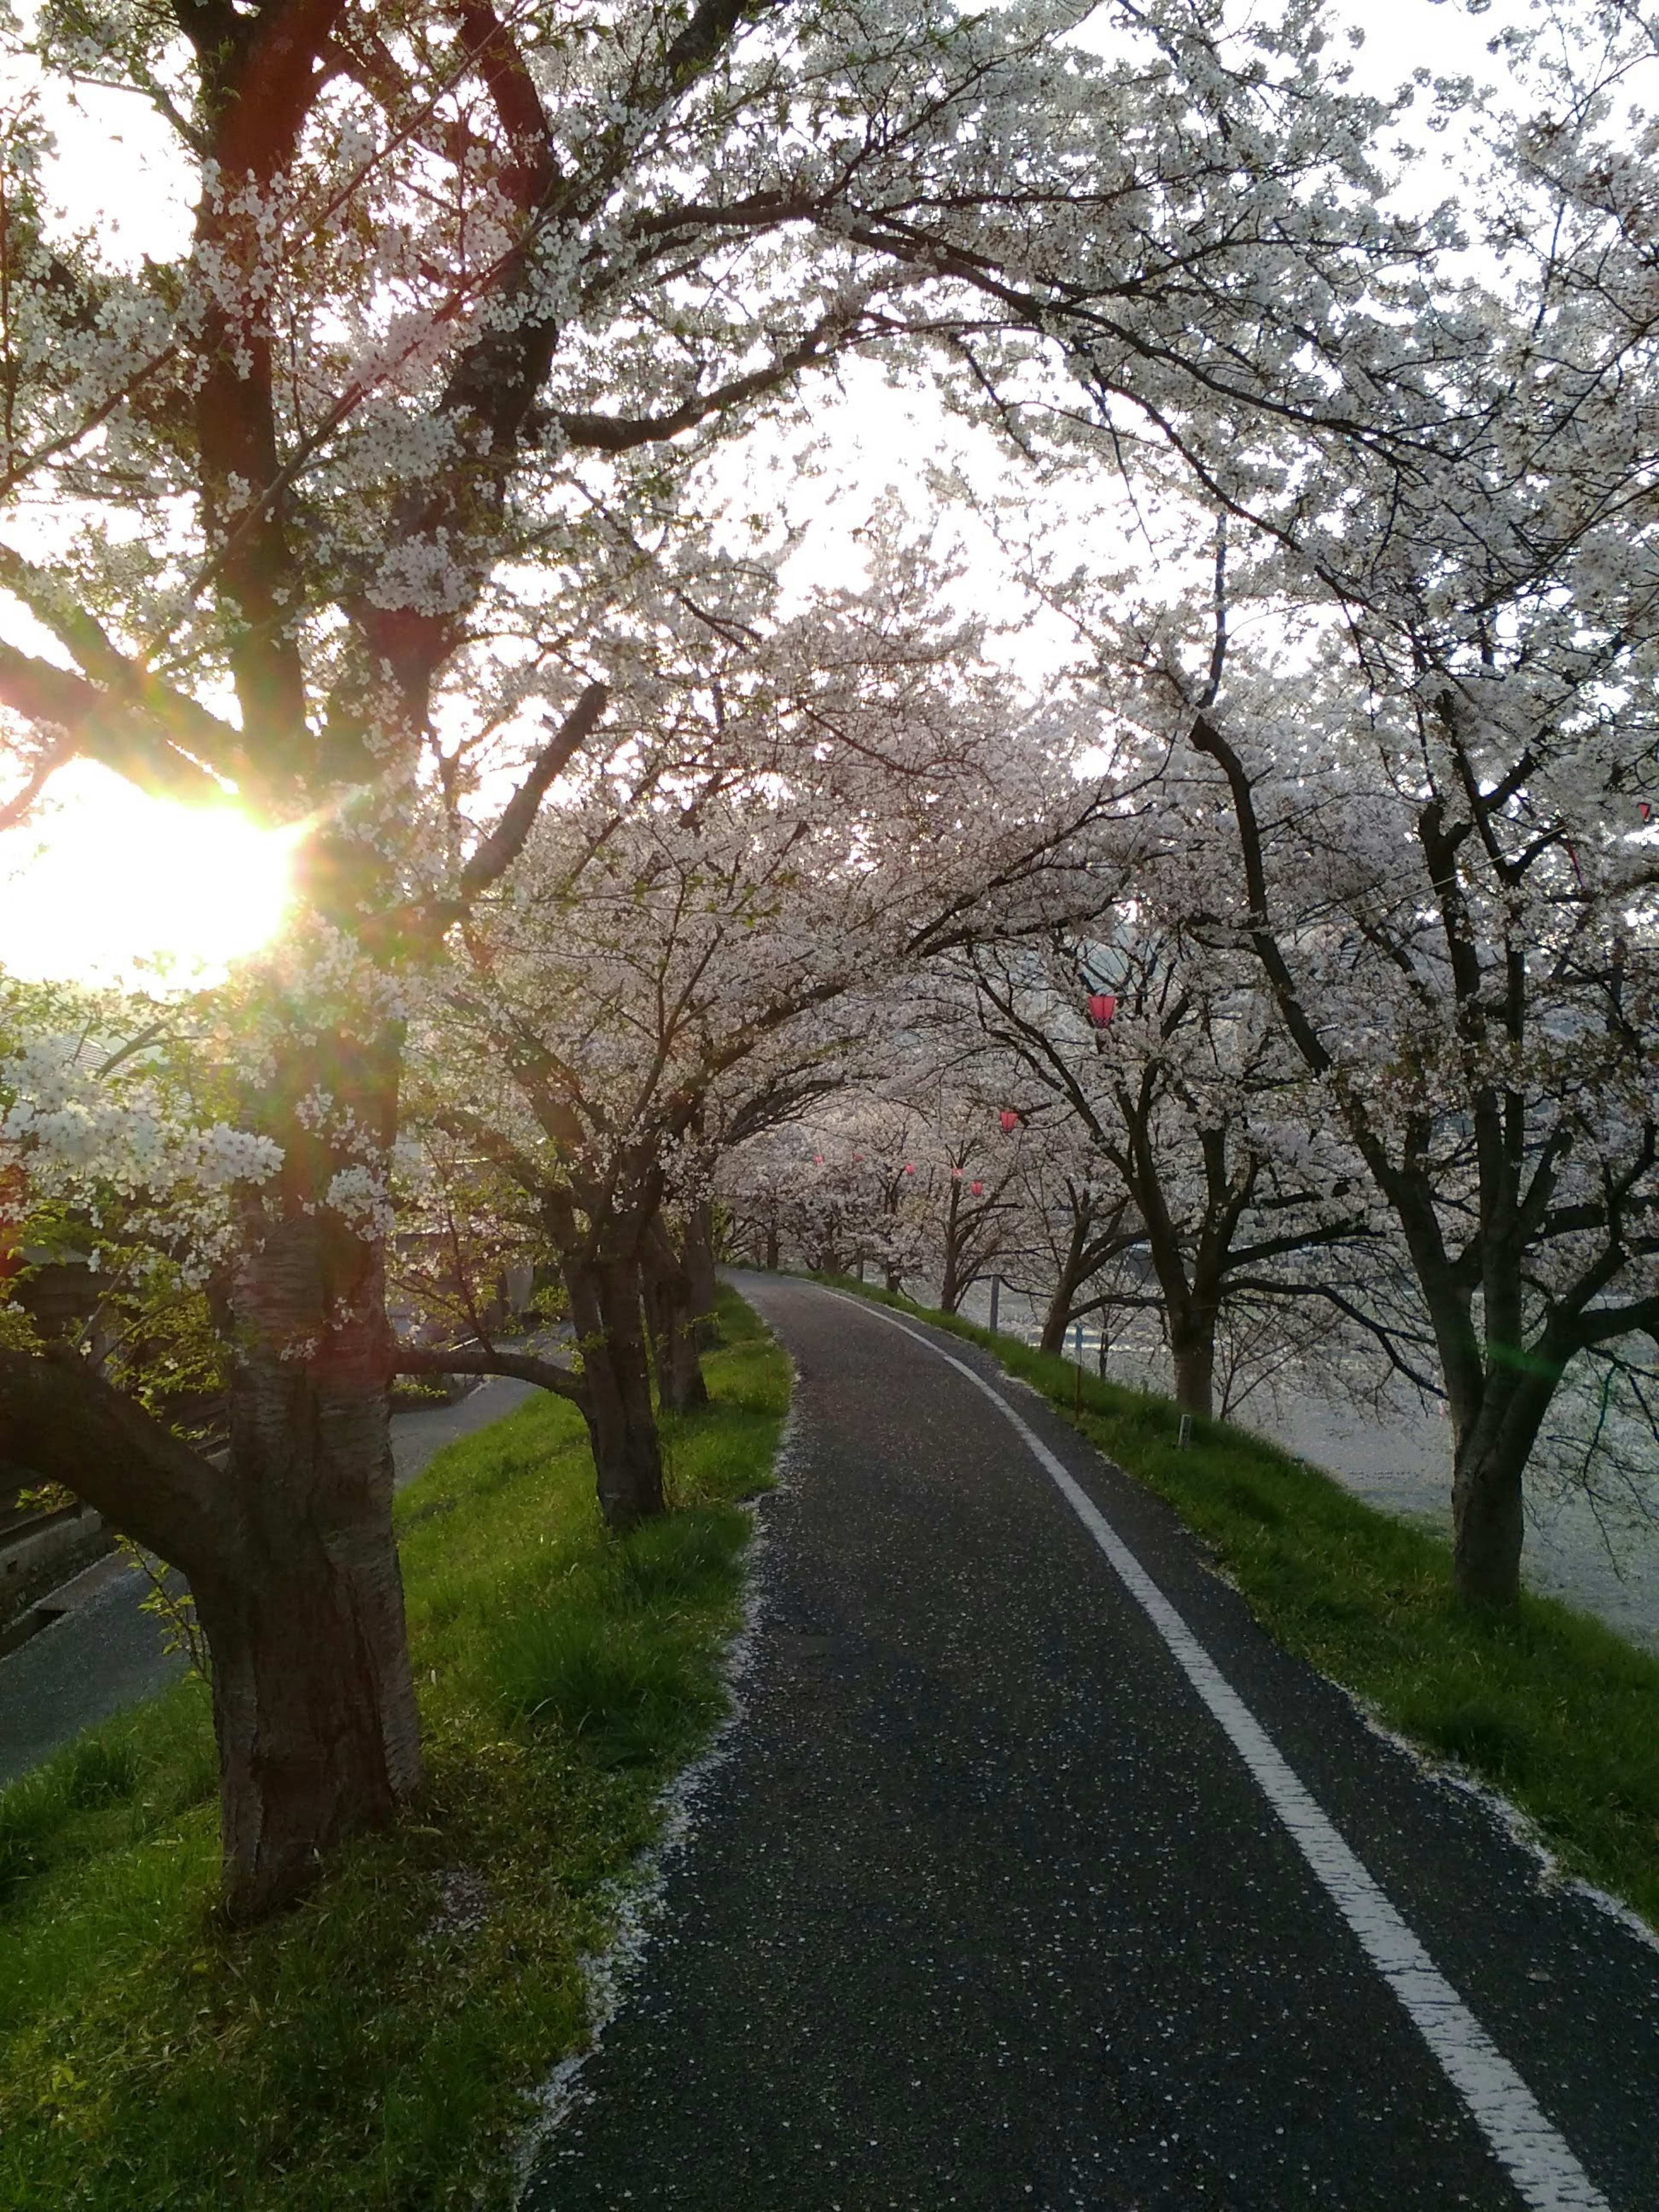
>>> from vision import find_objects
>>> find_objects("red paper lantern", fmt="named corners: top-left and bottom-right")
top-left (1641, 801), bottom-right (1653, 825)
top-left (998, 1108), bottom-right (1019, 1134)
top-left (950, 1166), bottom-right (962, 1178)
top-left (969, 1180), bottom-right (983, 1196)
top-left (904, 1162), bottom-right (915, 1175)
top-left (1087, 992), bottom-right (1117, 1029)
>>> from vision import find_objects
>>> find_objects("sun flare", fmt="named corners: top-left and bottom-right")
top-left (0, 765), bottom-right (300, 989)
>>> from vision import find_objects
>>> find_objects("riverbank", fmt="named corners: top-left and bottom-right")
top-left (949, 1278), bottom-right (1659, 1653)
top-left (0, 1290), bottom-right (790, 2212)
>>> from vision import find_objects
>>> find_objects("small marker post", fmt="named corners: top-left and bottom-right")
top-left (988, 1275), bottom-right (1001, 1335)
top-left (1178, 1413), bottom-right (1193, 1449)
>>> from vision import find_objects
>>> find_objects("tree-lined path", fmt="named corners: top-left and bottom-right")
top-left (525, 1276), bottom-right (1657, 2212)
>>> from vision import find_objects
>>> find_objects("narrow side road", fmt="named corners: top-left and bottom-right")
top-left (0, 1372), bottom-right (541, 1787)
top-left (524, 1274), bottom-right (1658, 2212)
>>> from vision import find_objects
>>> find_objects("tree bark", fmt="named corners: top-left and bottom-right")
top-left (938, 1186), bottom-right (966, 1313)
top-left (1170, 1317), bottom-right (1216, 1420)
top-left (395, 1344), bottom-right (587, 1400)
top-left (763, 1218), bottom-right (780, 1271)
top-left (1446, 1363), bottom-right (1555, 1608)
top-left (1039, 1292), bottom-right (1073, 1358)
top-left (564, 1249), bottom-right (666, 1525)
top-left (0, 1170), bottom-right (422, 1922)
top-left (1040, 1221), bottom-right (1093, 1356)
top-left (212, 1108), bottom-right (421, 1917)
top-left (1450, 1440), bottom-right (1525, 1608)
top-left (682, 1200), bottom-right (721, 1348)
top-left (642, 1220), bottom-right (709, 1414)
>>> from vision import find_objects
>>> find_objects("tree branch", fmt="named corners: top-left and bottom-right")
top-left (0, 1349), bottom-right (230, 1576)
top-left (394, 1342), bottom-right (589, 1408)
top-left (0, 641), bottom-right (225, 802)
top-left (458, 682), bottom-right (609, 897)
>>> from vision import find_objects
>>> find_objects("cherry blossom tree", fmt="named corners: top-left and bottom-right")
top-left (0, 0), bottom-right (1604, 1903)
top-left (405, 548), bottom-right (1102, 1512)
top-left (3, 0), bottom-right (1281, 1911)
top-left (965, 905), bottom-right (1382, 1416)
top-left (1003, 1129), bottom-right (1142, 1362)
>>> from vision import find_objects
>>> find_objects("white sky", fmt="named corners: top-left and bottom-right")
top-left (0, 0), bottom-right (1545, 987)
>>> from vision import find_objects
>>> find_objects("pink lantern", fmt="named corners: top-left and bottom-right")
top-left (853, 1152), bottom-right (864, 1162)
top-left (1087, 992), bottom-right (1117, 1029)
top-left (1641, 801), bottom-right (1654, 825)
top-left (813, 1154), bottom-right (823, 1165)
top-left (969, 1179), bottom-right (983, 1196)
top-left (951, 1166), bottom-right (962, 1178)
top-left (998, 1108), bottom-right (1019, 1134)
top-left (904, 1162), bottom-right (915, 1175)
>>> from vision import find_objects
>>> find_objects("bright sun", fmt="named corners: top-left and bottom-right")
top-left (0, 763), bottom-right (300, 989)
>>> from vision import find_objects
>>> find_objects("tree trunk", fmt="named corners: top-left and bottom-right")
top-left (215, 1144), bottom-right (420, 1919)
top-left (938, 1189), bottom-right (965, 1313)
top-left (682, 1201), bottom-right (720, 1348)
top-left (1170, 1320), bottom-right (1215, 1420)
top-left (1450, 1443), bottom-right (1524, 1607)
top-left (1447, 1372), bottom-right (1550, 1608)
top-left (763, 1218), bottom-right (780, 1271)
top-left (1041, 1201), bottom-right (1096, 1356)
top-left (565, 1250), bottom-right (665, 1526)
top-left (1040, 1274), bottom-right (1084, 1357)
top-left (642, 1224), bottom-right (709, 1414)
top-left (0, 1030), bottom-right (422, 1923)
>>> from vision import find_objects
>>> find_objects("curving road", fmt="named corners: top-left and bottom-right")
top-left (0, 1372), bottom-right (541, 1789)
top-left (525, 1273), bottom-right (1658, 2212)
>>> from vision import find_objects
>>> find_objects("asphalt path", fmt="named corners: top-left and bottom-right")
top-left (0, 1372), bottom-right (540, 1788)
top-left (524, 1274), bottom-right (1659, 2212)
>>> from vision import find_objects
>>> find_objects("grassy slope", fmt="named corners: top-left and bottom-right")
top-left (816, 1276), bottom-right (1659, 1934)
top-left (0, 1287), bottom-right (789, 2212)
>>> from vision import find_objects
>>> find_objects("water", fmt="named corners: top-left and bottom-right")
top-left (950, 1279), bottom-right (1659, 1654)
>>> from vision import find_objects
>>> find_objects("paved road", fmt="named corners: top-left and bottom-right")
top-left (0, 1373), bottom-right (540, 1788)
top-left (525, 1274), bottom-right (1658, 2212)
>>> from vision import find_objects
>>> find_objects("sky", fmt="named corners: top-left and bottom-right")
top-left (0, 0), bottom-right (1542, 989)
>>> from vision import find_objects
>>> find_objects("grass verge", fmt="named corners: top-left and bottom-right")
top-left (0, 1285), bottom-right (789, 2212)
top-left (814, 1274), bottom-right (1659, 1934)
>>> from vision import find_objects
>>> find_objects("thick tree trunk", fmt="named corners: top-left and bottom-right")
top-left (1, 1058), bottom-right (424, 1922)
top-left (1447, 1372), bottom-right (1550, 1608)
top-left (214, 1160), bottom-right (420, 1919)
top-left (566, 1251), bottom-right (665, 1526)
top-left (763, 1219), bottom-right (780, 1271)
top-left (1450, 1442), bottom-right (1525, 1608)
top-left (1170, 1321), bottom-right (1215, 1420)
top-left (682, 1201), bottom-right (721, 1348)
top-left (642, 1224), bottom-right (709, 1414)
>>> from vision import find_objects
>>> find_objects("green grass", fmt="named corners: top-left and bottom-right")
top-left (814, 1274), bottom-right (1659, 1933)
top-left (0, 1285), bottom-right (790, 2212)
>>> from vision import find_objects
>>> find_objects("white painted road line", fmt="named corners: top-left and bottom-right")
top-left (842, 1295), bottom-right (1613, 2212)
